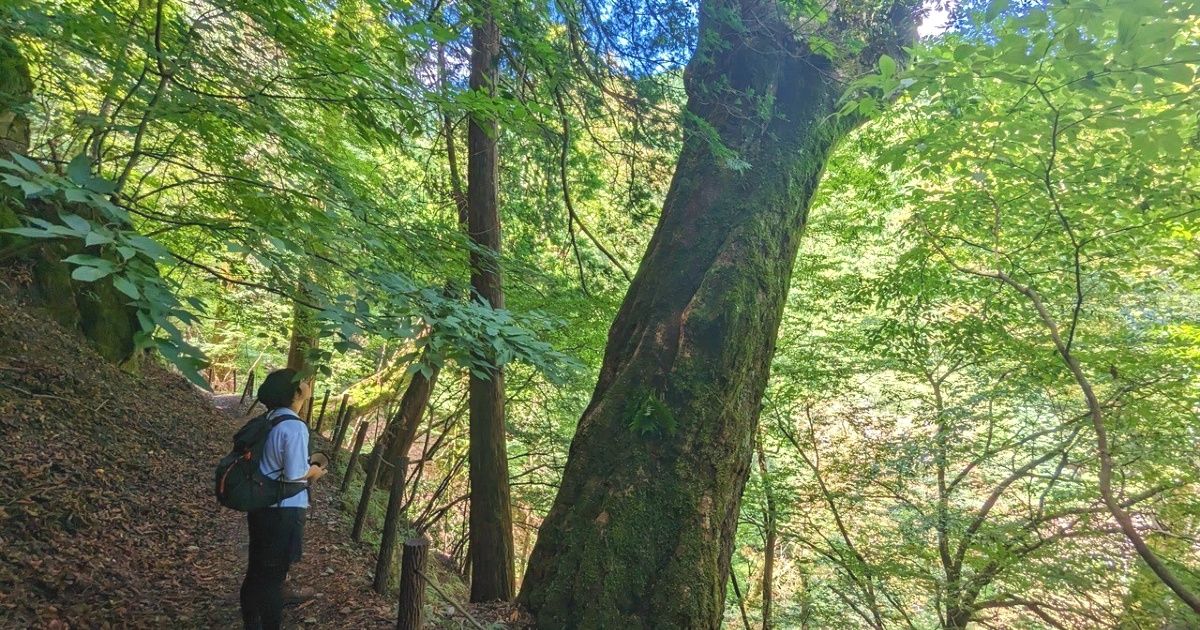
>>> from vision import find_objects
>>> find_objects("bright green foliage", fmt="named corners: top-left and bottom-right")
top-left (3, 0), bottom-right (1198, 625)
top-left (737, 1), bottom-right (1200, 627)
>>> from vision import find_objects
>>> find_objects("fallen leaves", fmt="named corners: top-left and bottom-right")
top-left (0, 300), bottom-right (532, 629)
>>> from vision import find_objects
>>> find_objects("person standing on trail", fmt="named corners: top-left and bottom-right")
top-left (240, 368), bottom-right (326, 630)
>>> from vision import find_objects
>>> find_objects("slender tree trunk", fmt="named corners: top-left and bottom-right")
top-left (371, 38), bottom-right (469, 488)
top-left (519, 0), bottom-right (917, 626)
top-left (374, 354), bottom-right (438, 488)
top-left (756, 434), bottom-right (776, 630)
top-left (466, 3), bottom-right (514, 602)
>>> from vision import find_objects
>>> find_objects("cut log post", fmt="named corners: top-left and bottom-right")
top-left (353, 444), bottom-right (386, 542)
top-left (331, 404), bottom-right (355, 466)
top-left (340, 421), bottom-right (370, 493)
top-left (314, 389), bottom-right (331, 433)
top-left (374, 453), bottom-right (408, 594)
top-left (396, 537), bottom-right (429, 630)
top-left (304, 390), bottom-right (314, 422)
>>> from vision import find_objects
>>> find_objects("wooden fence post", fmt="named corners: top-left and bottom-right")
top-left (396, 537), bottom-right (429, 630)
top-left (340, 421), bottom-right (370, 493)
top-left (238, 370), bottom-right (256, 407)
top-left (331, 405), bottom-right (355, 466)
top-left (328, 393), bottom-right (349, 438)
top-left (314, 390), bottom-right (331, 433)
top-left (353, 445), bottom-right (386, 542)
top-left (374, 453), bottom-right (408, 594)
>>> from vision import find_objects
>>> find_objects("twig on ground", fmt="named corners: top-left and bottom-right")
top-left (2, 383), bottom-right (69, 401)
top-left (414, 569), bottom-right (487, 630)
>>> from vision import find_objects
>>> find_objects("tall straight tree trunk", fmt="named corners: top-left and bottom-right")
top-left (466, 3), bottom-right (514, 602)
top-left (519, 0), bottom-right (917, 626)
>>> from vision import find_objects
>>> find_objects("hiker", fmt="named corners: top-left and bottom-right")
top-left (240, 368), bottom-right (326, 630)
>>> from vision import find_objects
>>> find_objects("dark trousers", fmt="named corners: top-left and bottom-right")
top-left (240, 508), bottom-right (305, 630)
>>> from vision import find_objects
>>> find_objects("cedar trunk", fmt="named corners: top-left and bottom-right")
top-left (466, 5), bottom-right (515, 602)
top-left (519, 0), bottom-right (916, 626)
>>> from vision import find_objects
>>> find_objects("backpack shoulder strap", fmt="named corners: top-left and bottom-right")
top-left (268, 411), bottom-right (304, 428)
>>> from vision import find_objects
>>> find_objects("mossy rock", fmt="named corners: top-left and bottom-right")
top-left (0, 36), bottom-right (32, 155)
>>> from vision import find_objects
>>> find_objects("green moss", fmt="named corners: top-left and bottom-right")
top-left (0, 36), bottom-right (32, 155)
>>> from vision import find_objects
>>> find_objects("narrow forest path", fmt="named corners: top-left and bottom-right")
top-left (0, 299), bottom-right (398, 628)
top-left (189, 394), bottom-right (400, 629)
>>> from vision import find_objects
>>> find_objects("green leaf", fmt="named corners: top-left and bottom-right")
top-left (879, 54), bottom-right (896, 79)
top-left (112, 275), bottom-right (141, 299)
top-left (71, 265), bottom-right (114, 282)
top-left (9, 152), bottom-right (44, 175)
top-left (985, 0), bottom-right (1010, 22)
top-left (1117, 13), bottom-right (1140, 46)
top-left (85, 230), bottom-right (114, 247)
top-left (64, 253), bottom-right (113, 268)
top-left (67, 154), bottom-right (91, 185)
top-left (84, 176), bottom-right (117, 195)
top-left (60, 213), bottom-right (91, 233)
top-left (3, 226), bottom-right (53, 239)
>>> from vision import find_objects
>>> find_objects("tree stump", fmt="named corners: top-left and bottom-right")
top-left (396, 537), bottom-right (429, 630)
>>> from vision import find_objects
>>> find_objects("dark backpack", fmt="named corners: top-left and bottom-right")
top-left (214, 411), bottom-right (309, 511)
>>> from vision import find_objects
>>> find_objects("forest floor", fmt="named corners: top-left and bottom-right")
top-left (0, 298), bottom-right (527, 629)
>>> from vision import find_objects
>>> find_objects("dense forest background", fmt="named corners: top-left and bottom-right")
top-left (1, 0), bottom-right (1198, 627)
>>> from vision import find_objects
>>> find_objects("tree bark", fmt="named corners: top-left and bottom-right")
top-left (373, 356), bottom-right (439, 488)
top-left (519, 0), bottom-right (917, 626)
top-left (466, 2), bottom-right (514, 602)
top-left (0, 37), bottom-right (31, 156)
top-left (396, 537), bottom-right (430, 630)
top-left (286, 288), bottom-right (318, 394)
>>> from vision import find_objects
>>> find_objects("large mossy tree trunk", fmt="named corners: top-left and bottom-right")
top-left (519, 0), bottom-right (917, 627)
top-left (466, 3), bottom-right (515, 603)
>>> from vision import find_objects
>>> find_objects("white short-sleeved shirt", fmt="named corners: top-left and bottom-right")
top-left (258, 407), bottom-right (310, 509)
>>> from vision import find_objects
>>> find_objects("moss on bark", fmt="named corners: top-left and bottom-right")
top-left (519, 0), bottom-right (918, 626)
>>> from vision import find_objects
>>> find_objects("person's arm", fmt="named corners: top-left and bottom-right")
top-left (301, 463), bottom-right (326, 482)
top-left (281, 423), bottom-right (324, 483)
